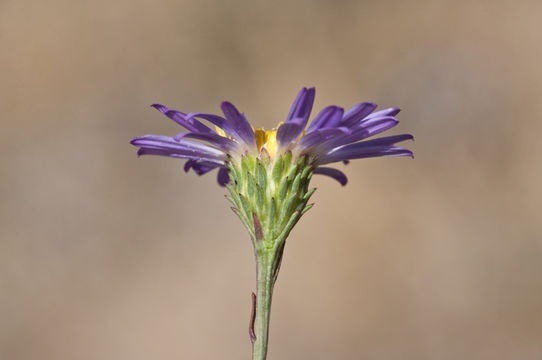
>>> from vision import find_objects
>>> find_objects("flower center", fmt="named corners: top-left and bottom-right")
top-left (216, 124), bottom-right (305, 160)
top-left (254, 128), bottom-right (278, 157)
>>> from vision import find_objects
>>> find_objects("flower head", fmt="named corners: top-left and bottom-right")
top-left (132, 88), bottom-right (414, 360)
top-left (131, 87), bottom-right (413, 187)
top-left (132, 89), bottom-right (413, 358)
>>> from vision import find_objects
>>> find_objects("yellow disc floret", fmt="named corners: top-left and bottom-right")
top-left (263, 129), bottom-right (278, 156)
top-left (215, 126), bottom-right (227, 138)
top-left (255, 129), bottom-right (266, 151)
top-left (253, 127), bottom-right (278, 157)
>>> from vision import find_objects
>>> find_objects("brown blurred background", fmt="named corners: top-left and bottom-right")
top-left (1, 0), bottom-right (541, 359)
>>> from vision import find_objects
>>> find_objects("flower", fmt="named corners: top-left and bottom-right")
top-left (131, 86), bottom-right (414, 249)
top-left (130, 87), bottom-right (413, 187)
top-left (131, 87), bottom-right (414, 360)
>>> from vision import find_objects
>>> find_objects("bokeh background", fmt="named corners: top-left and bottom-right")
top-left (2, 0), bottom-right (541, 359)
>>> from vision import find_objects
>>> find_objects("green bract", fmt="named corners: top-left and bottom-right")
top-left (226, 152), bottom-right (315, 252)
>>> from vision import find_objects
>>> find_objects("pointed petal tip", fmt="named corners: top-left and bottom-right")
top-left (150, 104), bottom-right (168, 113)
top-left (183, 159), bottom-right (194, 172)
top-left (385, 107), bottom-right (401, 116)
top-left (313, 167), bottom-right (348, 186)
top-left (399, 134), bottom-right (415, 143)
top-left (220, 101), bottom-right (241, 115)
top-left (219, 101), bottom-right (230, 112)
top-left (398, 149), bottom-right (414, 159)
top-left (217, 167), bottom-right (230, 186)
top-left (130, 136), bottom-right (148, 146)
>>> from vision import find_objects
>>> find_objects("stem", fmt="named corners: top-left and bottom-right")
top-left (252, 253), bottom-right (275, 360)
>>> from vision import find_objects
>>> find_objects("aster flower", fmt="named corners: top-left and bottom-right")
top-left (131, 87), bottom-right (413, 360)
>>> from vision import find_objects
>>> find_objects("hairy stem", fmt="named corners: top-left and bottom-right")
top-left (252, 253), bottom-right (276, 360)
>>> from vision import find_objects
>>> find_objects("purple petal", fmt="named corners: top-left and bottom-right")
top-left (184, 160), bottom-right (222, 175)
top-left (184, 159), bottom-right (197, 172)
top-left (356, 134), bottom-right (414, 147)
top-left (174, 131), bottom-right (240, 152)
top-left (313, 167), bottom-right (348, 186)
top-left (340, 102), bottom-right (377, 127)
top-left (183, 159), bottom-right (229, 184)
top-left (306, 106), bottom-right (344, 132)
top-left (151, 104), bottom-right (214, 134)
top-left (217, 167), bottom-right (230, 186)
top-left (131, 135), bottom-right (227, 161)
top-left (318, 144), bottom-right (413, 165)
top-left (184, 160), bottom-right (197, 172)
top-left (184, 112), bottom-right (241, 140)
top-left (190, 163), bottom-right (217, 175)
top-left (276, 122), bottom-right (305, 147)
top-left (364, 107), bottom-right (401, 119)
top-left (317, 117), bottom-right (399, 152)
top-left (298, 127), bottom-right (350, 149)
top-left (185, 109), bottom-right (254, 148)
top-left (136, 148), bottom-right (226, 164)
top-left (286, 87), bottom-right (316, 124)
top-left (349, 117), bottom-right (399, 139)
top-left (132, 135), bottom-right (225, 155)
top-left (279, 87), bottom-right (316, 146)
top-left (220, 102), bottom-right (255, 147)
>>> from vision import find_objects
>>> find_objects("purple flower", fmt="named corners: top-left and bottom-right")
top-left (131, 87), bottom-right (413, 186)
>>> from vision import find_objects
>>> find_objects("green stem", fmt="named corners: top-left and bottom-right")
top-left (252, 253), bottom-right (276, 360)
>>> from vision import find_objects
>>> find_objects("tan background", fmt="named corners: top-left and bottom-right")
top-left (2, 0), bottom-right (541, 359)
